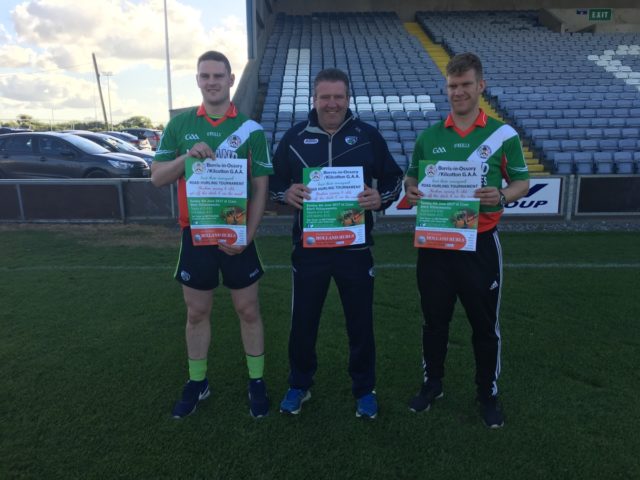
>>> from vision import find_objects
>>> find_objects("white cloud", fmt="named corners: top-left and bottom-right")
top-left (0, 23), bottom-right (12, 42)
top-left (1, 0), bottom-right (249, 124)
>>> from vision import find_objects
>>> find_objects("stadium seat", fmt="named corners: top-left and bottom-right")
top-left (573, 152), bottom-right (594, 174)
top-left (594, 152), bottom-right (614, 174)
top-left (554, 152), bottom-right (573, 174)
top-left (613, 152), bottom-right (634, 174)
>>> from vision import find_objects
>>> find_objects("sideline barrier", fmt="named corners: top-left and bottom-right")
top-left (0, 175), bottom-right (638, 223)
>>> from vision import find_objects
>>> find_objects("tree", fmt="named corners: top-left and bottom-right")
top-left (117, 116), bottom-right (153, 129)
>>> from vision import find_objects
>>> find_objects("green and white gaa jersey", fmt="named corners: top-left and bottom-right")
top-left (154, 102), bottom-right (273, 228)
top-left (407, 110), bottom-right (529, 231)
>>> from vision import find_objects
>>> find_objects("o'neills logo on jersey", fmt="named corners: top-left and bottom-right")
top-left (477, 144), bottom-right (492, 158)
top-left (345, 136), bottom-right (358, 145)
top-left (454, 143), bottom-right (470, 148)
top-left (185, 133), bottom-right (200, 140)
top-left (228, 135), bottom-right (242, 149)
top-left (304, 138), bottom-right (319, 144)
top-left (215, 149), bottom-right (238, 159)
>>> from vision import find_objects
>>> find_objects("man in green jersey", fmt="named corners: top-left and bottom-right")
top-left (151, 51), bottom-right (273, 419)
top-left (404, 53), bottom-right (530, 428)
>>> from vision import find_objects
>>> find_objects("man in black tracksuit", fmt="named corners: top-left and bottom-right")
top-left (270, 68), bottom-right (403, 419)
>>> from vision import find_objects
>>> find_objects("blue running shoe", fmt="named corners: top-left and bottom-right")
top-left (171, 379), bottom-right (210, 419)
top-left (356, 391), bottom-right (378, 419)
top-left (279, 388), bottom-right (311, 415)
top-left (248, 378), bottom-right (269, 418)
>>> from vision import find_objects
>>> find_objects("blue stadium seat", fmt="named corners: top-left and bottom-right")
top-left (613, 152), bottom-right (634, 174)
top-left (594, 152), bottom-right (614, 174)
top-left (579, 139), bottom-right (598, 151)
top-left (567, 129), bottom-right (586, 140)
top-left (573, 152), bottom-right (594, 174)
top-left (599, 139), bottom-right (618, 151)
top-left (560, 140), bottom-right (579, 152)
top-left (554, 152), bottom-right (573, 174)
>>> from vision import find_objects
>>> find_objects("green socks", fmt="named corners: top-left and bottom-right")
top-left (188, 355), bottom-right (264, 381)
top-left (246, 354), bottom-right (265, 379)
top-left (188, 358), bottom-right (207, 382)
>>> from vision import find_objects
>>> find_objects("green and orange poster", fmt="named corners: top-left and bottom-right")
top-left (414, 160), bottom-right (482, 251)
top-left (185, 157), bottom-right (247, 246)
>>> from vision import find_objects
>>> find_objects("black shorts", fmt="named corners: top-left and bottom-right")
top-left (174, 227), bottom-right (264, 290)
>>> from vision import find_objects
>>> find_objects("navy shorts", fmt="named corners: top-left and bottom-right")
top-left (174, 227), bottom-right (264, 291)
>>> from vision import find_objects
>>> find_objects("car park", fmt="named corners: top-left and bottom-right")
top-left (66, 130), bottom-right (154, 165)
top-left (0, 132), bottom-right (150, 178)
top-left (101, 130), bottom-right (152, 151)
top-left (122, 128), bottom-right (163, 150)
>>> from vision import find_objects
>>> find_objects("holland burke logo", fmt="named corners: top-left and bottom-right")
top-left (345, 136), bottom-right (358, 145)
top-left (185, 133), bottom-right (200, 141)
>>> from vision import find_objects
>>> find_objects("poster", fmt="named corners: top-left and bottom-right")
top-left (302, 166), bottom-right (365, 248)
top-left (414, 160), bottom-right (482, 251)
top-left (185, 157), bottom-right (247, 246)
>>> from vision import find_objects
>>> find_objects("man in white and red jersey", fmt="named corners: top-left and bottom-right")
top-left (152, 51), bottom-right (273, 419)
top-left (404, 52), bottom-right (530, 428)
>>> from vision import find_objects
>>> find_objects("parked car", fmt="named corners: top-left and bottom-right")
top-left (101, 130), bottom-right (152, 151)
top-left (0, 132), bottom-right (150, 179)
top-left (0, 127), bottom-right (32, 135)
top-left (66, 130), bottom-right (154, 165)
top-left (122, 128), bottom-right (163, 150)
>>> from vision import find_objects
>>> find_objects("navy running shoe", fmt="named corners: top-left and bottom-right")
top-left (477, 395), bottom-right (505, 429)
top-left (171, 379), bottom-right (210, 419)
top-left (248, 378), bottom-right (269, 418)
top-left (408, 381), bottom-right (443, 413)
top-left (355, 391), bottom-right (378, 419)
top-left (279, 388), bottom-right (311, 415)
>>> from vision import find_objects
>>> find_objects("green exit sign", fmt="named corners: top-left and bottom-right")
top-left (589, 8), bottom-right (612, 21)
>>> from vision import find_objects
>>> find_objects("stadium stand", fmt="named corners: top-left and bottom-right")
top-left (257, 10), bottom-right (639, 175)
top-left (258, 12), bottom-right (448, 173)
top-left (416, 10), bottom-right (640, 174)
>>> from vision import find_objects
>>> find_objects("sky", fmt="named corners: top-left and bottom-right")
top-left (0, 0), bottom-right (248, 126)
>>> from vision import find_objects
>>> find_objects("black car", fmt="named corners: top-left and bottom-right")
top-left (0, 132), bottom-right (150, 179)
top-left (66, 130), bottom-right (154, 165)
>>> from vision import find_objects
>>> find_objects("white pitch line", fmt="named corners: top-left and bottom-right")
top-left (1, 262), bottom-right (639, 272)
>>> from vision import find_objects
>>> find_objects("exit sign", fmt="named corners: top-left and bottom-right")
top-left (589, 8), bottom-right (612, 21)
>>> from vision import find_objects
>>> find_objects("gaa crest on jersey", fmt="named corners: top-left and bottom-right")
top-left (477, 144), bottom-right (492, 159)
top-left (228, 135), bottom-right (242, 149)
top-left (345, 136), bottom-right (358, 145)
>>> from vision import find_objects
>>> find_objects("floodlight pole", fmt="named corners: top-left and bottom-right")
top-left (92, 53), bottom-right (109, 127)
top-left (164, 0), bottom-right (173, 113)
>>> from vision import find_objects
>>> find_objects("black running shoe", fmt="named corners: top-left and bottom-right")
top-left (408, 382), bottom-right (443, 413)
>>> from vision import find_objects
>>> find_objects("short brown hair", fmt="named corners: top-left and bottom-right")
top-left (446, 52), bottom-right (483, 80)
top-left (313, 68), bottom-right (350, 96)
top-left (197, 51), bottom-right (232, 74)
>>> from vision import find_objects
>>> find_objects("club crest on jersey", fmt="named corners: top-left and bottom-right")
top-left (228, 135), bottom-right (242, 149)
top-left (477, 144), bottom-right (492, 159)
top-left (345, 136), bottom-right (358, 145)
top-left (304, 138), bottom-right (319, 144)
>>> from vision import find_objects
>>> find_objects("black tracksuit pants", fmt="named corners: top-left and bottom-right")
top-left (287, 243), bottom-right (376, 398)
top-left (416, 228), bottom-right (503, 399)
